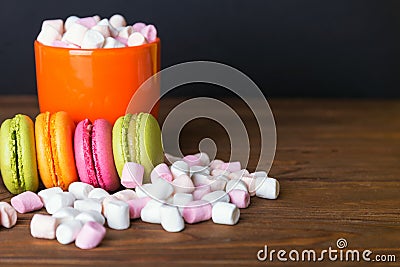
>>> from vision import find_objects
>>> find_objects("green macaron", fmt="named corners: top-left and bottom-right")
top-left (113, 113), bottom-right (164, 182)
top-left (0, 114), bottom-right (39, 194)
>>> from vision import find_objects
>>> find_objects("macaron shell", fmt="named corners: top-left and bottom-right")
top-left (35, 112), bottom-right (57, 188)
top-left (92, 119), bottom-right (120, 191)
top-left (74, 119), bottom-right (99, 188)
top-left (136, 113), bottom-right (163, 181)
top-left (112, 116), bottom-right (125, 177)
top-left (0, 115), bottom-right (39, 194)
top-left (50, 112), bottom-right (78, 190)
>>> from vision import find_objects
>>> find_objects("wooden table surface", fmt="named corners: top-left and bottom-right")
top-left (0, 96), bottom-right (399, 266)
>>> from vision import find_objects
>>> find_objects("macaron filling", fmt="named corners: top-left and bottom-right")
top-left (82, 120), bottom-right (101, 188)
top-left (9, 116), bottom-right (25, 190)
top-left (122, 114), bottom-right (134, 163)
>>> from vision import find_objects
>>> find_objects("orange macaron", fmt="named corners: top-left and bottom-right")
top-left (35, 111), bottom-right (78, 190)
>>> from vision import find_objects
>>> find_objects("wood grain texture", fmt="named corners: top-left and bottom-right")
top-left (0, 96), bottom-right (399, 266)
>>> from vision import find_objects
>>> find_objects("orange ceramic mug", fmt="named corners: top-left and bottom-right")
top-left (34, 39), bottom-right (160, 124)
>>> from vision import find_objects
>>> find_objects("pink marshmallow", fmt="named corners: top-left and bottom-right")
top-left (11, 191), bottom-right (43, 213)
top-left (30, 214), bottom-right (58, 239)
top-left (151, 163), bottom-right (173, 183)
top-left (217, 161), bottom-right (241, 172)
top-left (127, 197), bottom-right (151, 219)
top-left (121, 162), bottom-right (144, 188)
top-left (210, 159), bottom-right (224, 170)
top-left (140, 24), bottom-right (157, 43)
top-left (182, 155), bottom-right (202, 167)
top-left (228, 189), bottom-right (250, 208)
top-left (182, 200), bottom-right (212, 224)
top-left (192, 185), bottom-right (211, 200)
top-left (132, 22), bottom-right (146, 32)
top-left (51, 40), bottom-right (70, 48)
top-left (75, 221), bottom-right (106, 249)
top-left (77, 17), bottom-right (98, 29)
top-left (0, 202), bottom-right (17, 228)
top-left (172, 174), bottom-right (195, 194)
top-left (115, 36), bottom-right (128, 45)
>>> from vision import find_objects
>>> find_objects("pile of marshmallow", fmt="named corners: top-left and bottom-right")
top-left (37, 14), bottom-right (157, 49)
top-left (0, 152), bottom-right (279, 250)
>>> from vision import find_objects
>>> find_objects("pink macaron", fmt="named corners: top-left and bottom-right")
top-left (74, 119), bottom-right (120, 192)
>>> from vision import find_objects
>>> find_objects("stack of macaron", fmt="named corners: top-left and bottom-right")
top-left (0, 111), bottom-right (164, 195)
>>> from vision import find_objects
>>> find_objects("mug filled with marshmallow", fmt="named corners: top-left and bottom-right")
top-left (35, 14), bottom-right (160, 124)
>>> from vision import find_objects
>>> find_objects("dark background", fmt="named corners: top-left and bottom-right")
top-left (1, 0), bottom-right (399, 97)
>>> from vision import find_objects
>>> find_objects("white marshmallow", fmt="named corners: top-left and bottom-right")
top-left (74, 199), bottom-right (102, 213)
top-left (56, 220), bottom-right (83, 245)
top-left (63, 22), bottom-right (88, 46)
top-left (98, 18), bottom-right (119, 37)
top-left (160, 205), bottom-right (185, 232)
top-left (127, 32), bottom-right (146, 47)
top-left (91, 25), bottom-right (111, 38)
top-left (45, 192), bottom-right (75, 215)
top-left (135, 183), bottom-right (152, 198)
top-left (68, 182), bottom-right (94, 200)
top-left (171, 174), bottom-right (195, 194)
top-left (92, 15), bottom-right (101, 23)
top-left (81, 29), bottom-right (105, 49)
top-left (75, 210), bottom-right (105, 225)
top-left (192, 173), bottom-right (212, 187)
top-left (190, 165), bottom-right (210, 176)
top-left (113, 189), bottom-right (138, 202)
top-left (37, 25), bottom-right (62, 46)
top-left (211, 169), bottom-right (230, 177)
top-left (38, 187), bottom-right (63, 207)
top-left (209, 175), bottom-right (228, 191)
top-left (212, 202), bottom-right (240, 225)
top-left (140, 199), bottom-right (163, 224)
top-left (88, 188), bottom-right (110, 200)
top-left (42, 19), bottom-right (64, 35)
top-left (52, 207), bottom-right (81, 224)
top-left (146, 179), bottom-right (174, 201)
top-left (194, 152), bottom-right (210, 166)
top-left (105, 200), bottom-right (130, 230)
top-left (173, 193), bottom-right (194, 215)
top-left (255, 177), bottom-right (280, 199)
top-left (201, 190), bottom-right (230, 205)
top-left (228, 169), bottom-right (250, 180)
top-left (65, 16), bottom-right (79, 31)
top-left (226, 179), bottom-right (248, 193)
top-left (118, 26), bottom-right (133, 39)
top-left (110, 14), bottom-right (127, 28)
top-left (103, 37), bottom-right (125, 48)
top-left (252, 171), bottom-right (268, 178)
